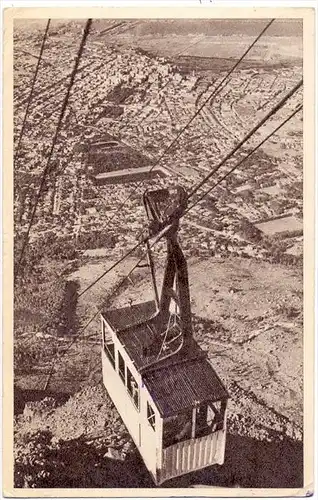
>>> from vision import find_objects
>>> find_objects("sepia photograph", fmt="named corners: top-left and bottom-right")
top-left (3, 6), bottom-right (315, 495)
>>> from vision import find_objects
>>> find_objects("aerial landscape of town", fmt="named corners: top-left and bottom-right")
top-left (12, 17), bottom-right (304, 489)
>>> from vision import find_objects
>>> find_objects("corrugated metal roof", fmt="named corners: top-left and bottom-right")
top-left (143, 358), bottom-right (229, 417)
top-left (117, 318), bottom-right (204, 372)
top-left (103, 301), bottom-right (197, 370)
top-left (102, 300), bottom-right (229, 416)
top-left (101, 300), bottom-right (157, 332)
top-left (117, 322), bottom-right (157, 368)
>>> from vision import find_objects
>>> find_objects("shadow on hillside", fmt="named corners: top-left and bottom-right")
top-left (14, 433), bottom-right (154, 488)
top-left (165, 432), bottom-right (303, 489)
top-left (14, 387), bottom-right (70, 415)
top-left (15, 430), bottom-right (303, 489)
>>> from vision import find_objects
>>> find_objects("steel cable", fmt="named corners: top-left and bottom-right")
top-left (14, 19), bottom-right (51, 163)
top-left (41, 223), bottom-right (170, 390)
top-left (16, 19), bottom-right (93, 276)
top-left (186, 103), bottom-right (303, 213)
top-left (100, 19), bottom-right (276, 225)
top-left (187, 79), bottom-right (303, 200)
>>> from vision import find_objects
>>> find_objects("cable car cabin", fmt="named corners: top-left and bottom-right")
top-left (101, 306), bottom-right (228, 485)
top-left (101, 186), bottom-right (229, 485)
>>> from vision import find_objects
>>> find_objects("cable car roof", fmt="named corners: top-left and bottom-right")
top-left (102, 300), bottom-right (157, 332)
top-left (103, 300), bottom-right (200, 370)
top-left (102, 300), bottom-right (229, 417)
top-left (143, 357), bottom-right (229, 417)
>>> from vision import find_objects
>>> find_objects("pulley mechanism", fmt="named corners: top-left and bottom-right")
top-left (141, 186), bottom-right (193, 364)
top-left (143, 185), bottom-right (188, 239)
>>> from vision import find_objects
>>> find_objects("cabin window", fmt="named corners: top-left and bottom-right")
top-left (104, 342), bottom-right (115, 369)
top-left (163, 410), bottom-right (192, 448)
top-left (196, 400), bottom-right (226, 437)
top-left (102, 319), bottom-right (113, 345)
top-left (206, 401), bottom-right (224, 432)
top-left (102, 320), bottom-right (107, 344)
top-left (127, 367), bottom-right (139, 410)
top-left (163, 400), bottom-right (227, 447)
top-left (118, 351), bottom-right (126, 383)
top-left (147, 402), bottom-right (156, 430)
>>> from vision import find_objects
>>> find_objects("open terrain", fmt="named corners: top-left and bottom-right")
top-left (13, 19), bottom-right (303, 488)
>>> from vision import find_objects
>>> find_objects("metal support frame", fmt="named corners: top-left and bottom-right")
top-left (143, 186), bottom-right (193, 348)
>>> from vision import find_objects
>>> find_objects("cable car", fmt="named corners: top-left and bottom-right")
top-left (101, 186), bottom-right (229, 485)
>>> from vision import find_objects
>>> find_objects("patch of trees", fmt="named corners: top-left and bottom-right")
top-left (235, 219), bottom-right (262, 243)
top-left (14, 263), bottom-right (66, 339)
top-left (14, 338), bottom-right (59, 375)
top-left (90, 149), bottom-right (149, 174)
top-left (77, 231), bottom-right (118, 250)
top-left (15, 234), bottom-right (79, 271)
top-left (275, 229), bottom-right (303, 240)
top-left (73, 143), bottom-right (89, 154)
top-left (14, 235), bottom-right (79, 342)
top-left (262, 234), bottom-right (302, 266)
top-left (262, 234), bottom-right (289, 253)
top-left (267, 252), bottom-right (302, 267)
top-left (82, 186), bottom-right (97, 199)
top-left (98, 105), bottom-right (124, 119)
top-left (106, 83), bottom-right (134, 104)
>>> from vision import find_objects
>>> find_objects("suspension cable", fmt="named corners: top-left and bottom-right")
top-left (16, 19), bottom-right (93, 276)
top-left (186, 103), bottom-right (303, 213)
top-left (14, 19), bottom-right (51, 163)
top-left (102, 18), bottom-right (275, 226)
top-left (39, 92), bottom-right (302, 390)
top-left (41, 224), bottom-right (169, 390)
top-left (96, 20), bottom-right (129, 38)
top-left (73, 80), bottom-right (302, 300)
top-left (187, 78), bottom-right (303, 200)
top-left (77, 240), bottom-right (143, 298)
top-left (18, 21), bottom-right (133, 115)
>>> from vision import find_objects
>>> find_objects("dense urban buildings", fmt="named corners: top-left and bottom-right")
top-left (14, 21), bottom-right (303, 264)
